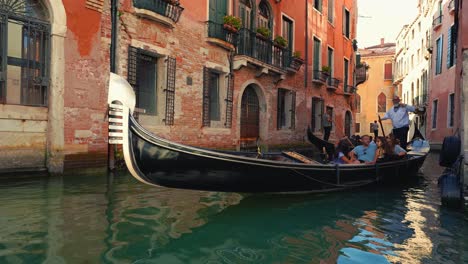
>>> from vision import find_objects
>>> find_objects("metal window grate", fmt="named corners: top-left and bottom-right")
top-left (164, 56), bottom-right (176, 125)
top-left (290, 91), bottom-right (296, 129)
top-left (0, 9), bottom-right (50, 106)
top-left (224, 74), bottom-right (234, 128)
top-left (202, 66), bottom-right (211, 127)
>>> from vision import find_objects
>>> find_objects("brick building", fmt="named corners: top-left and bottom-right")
top-left (0, 0), bottom-right (364, 174)
top-left (116, 0), bottom-right (362, 150)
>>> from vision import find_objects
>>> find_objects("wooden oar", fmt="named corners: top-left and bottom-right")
top-left (378, 115), bottom-right (386, 138)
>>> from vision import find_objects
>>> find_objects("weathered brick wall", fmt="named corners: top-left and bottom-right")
top-left (61, 0), bottom-right (110, 170)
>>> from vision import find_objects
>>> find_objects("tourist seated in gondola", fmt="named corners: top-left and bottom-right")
top-left (372, 136), bottom-right (395, 163)
top-left (332, 139), bottom-right (354, 164)
top-left (386, 135), bottom-right (407, 158)
top-left (349, 135), bottom-right (377, 164)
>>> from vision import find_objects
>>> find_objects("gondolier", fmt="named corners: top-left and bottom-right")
top-left (380, 96), bottom-right (415, 149)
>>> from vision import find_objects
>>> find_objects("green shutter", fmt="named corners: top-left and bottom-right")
top-left (447, 28), bottom-right (451, 68)
top-left (225, 74), bottom-right (234, 128)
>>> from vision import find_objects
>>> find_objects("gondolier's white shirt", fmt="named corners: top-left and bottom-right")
top-left (382, 105), bottom-right (416, 129)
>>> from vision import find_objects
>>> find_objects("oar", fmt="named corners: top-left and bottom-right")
top-left (378, 115), bottom-right (386, 138)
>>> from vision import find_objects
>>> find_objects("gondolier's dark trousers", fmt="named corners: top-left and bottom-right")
top-left (392, 126), bottom-right (409, 150)
top-left (323, 126), bottom-right (332, 141)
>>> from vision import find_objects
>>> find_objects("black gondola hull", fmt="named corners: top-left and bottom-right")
top-left (126, 115), bottom-right (427, 193)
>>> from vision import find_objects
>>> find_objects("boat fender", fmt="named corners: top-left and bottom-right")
top-left (438, 170), bottom-right (462, 206)
top-left (439, 136), bottom-right (461, 167)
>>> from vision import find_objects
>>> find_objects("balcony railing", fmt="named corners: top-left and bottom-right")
top-left (327, 77), bottom-right (340, 91)
top-left (433, 14), bottom-right (443, 29)
top-left (344, 85), bottom-right (355, 95)
top-left (236, 28), bottom-right (291, 69)
top-left (133, 0), bottom-right (184, 23)
top-left (207, 21), bottom-right (238, 47)
top-left (312, 70), bottom-right (329, 84)
top-left (355, 64), bottom-right (369, 86)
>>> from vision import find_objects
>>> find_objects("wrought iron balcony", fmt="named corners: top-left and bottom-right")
top-left (355, 63), bottom-right (369, 86)
top-left (312, 70), bottom-right (329, 85)
top-left (433, 14), bottom-right (443, 29)
top-left (236, 28), bottom-right (291, 69)
top-left (133, 0), bottom-right (184, 23)
top-left (344, 85), bottom-right (356, 95)
top-left (327, 77), bottom-right (341, 91)
top-left (207, 21), bottom-right (238, 48)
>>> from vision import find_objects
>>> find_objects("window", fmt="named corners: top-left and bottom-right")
top-left (311, 97), bottom-right (323, 132)
top-left (239, 0), bottom-right (252, 29)
top-left (313, 37), bottom-right (321, 78)
top-left (343, 8), bottom-right (350, 38)
top-left (432, 99), bottom-right (438, 129)
top-left (378, 92), bottom-right (386, 113)
top-left (282, 16), bottom-right (293, 52)
top-left (447, 25), bottom-right (456, 68)
top-left (356, 94), bottom-right (361, 113)
top-left (208, 71), bottom-right (220, 121)
top-left (314, 0), bottom-right (322, 12)
top-left (435, 36), bottom-right (443, 75)
top-left (384, 61), bottom-right (392, 80)
top-left (258, 0), bottom-right (271, 29)
top-left (343, 58), bottom-right (349, 90)
top-left (277, 88), bottom-right (296, 129)
top-left (128, 47), bottom-right (177, 125)
top-left (369, 123), bottom-right (373, 133)
top-left (1, 1), bottom-right (50, 106)
top-left (327, 47), bottom-right (334, 78)
top-left (355, 123), bottom-right (360, 133)
top-left (328, 0), bottom-right (334, 22)
top-left (202, 67), bottom-right (232, 127)
top-left (448, 93), bottom-right (454, 127)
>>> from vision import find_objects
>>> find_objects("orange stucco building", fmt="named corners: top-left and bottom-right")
top-left (356, 40), bottom-right (396, 137)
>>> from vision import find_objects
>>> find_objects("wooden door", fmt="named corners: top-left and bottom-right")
top-left (240, 86), bottom-right (259, 140)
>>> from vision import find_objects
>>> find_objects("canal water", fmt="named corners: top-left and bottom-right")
top-left (0, 153), bottom-right (467, 264)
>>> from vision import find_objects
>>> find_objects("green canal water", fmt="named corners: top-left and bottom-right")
top-left (0, 153), bottom-right (467, 264)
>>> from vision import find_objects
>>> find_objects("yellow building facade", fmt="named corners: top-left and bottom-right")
top-left (356, 40), bottom-right (396, 137)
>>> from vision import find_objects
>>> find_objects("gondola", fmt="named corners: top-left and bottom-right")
top-left (108, 73), bottom-right (430, 193)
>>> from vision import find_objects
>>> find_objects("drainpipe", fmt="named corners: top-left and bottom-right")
top-left (304, 0), bottom-right (309, 88)
top-left (109, 0), bottom-right (118, 170)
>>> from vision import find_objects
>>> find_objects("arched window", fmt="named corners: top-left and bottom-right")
top-left (1, 0), bottom-right (50, 106)
top-left (411, 82), bottom-right (414, 104)
top-left (239, 0), bottom-right (253, 29)
top-left (378, 92), bottom-right (386, 113)
top-left (258, 0), bottom-right (271, 29)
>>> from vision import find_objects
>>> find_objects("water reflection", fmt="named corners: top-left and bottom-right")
top-left (0, 153), bottom-right (466, 263)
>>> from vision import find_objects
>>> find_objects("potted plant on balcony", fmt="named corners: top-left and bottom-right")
top-left (223, 15), bottom-right (242, 33)
top-left (321, 65), bottom-right (331, 77)
top-left (289, 51), bottom-right (304, 71)
top-left (256, 26), bottom-right (271, 40)
top-left (273, 36), bottom-right (288, 49)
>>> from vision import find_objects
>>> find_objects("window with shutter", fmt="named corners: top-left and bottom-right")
top-left (165, 56), bottom-right (176, 125)
top-left (384, 62), bottom-right (392, 80)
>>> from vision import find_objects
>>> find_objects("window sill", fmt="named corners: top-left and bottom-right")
top-left (134, 7), bottom-right (175, 28)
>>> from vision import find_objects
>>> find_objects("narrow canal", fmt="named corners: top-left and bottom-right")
top-left (0, 153), bottom-right (466, 263)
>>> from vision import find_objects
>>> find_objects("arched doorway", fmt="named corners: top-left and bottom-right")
top-left (345, 111), bottom-right (352, 137)
top-left (240, 86), bottom-right (260, 142)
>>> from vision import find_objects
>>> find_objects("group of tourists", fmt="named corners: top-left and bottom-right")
top-left (323, 95), bottom-right (418, 165)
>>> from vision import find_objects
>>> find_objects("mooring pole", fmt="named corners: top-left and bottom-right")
top-left (108, 0), bottom-right (118, 170)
